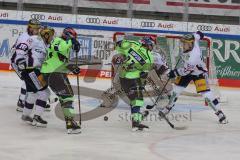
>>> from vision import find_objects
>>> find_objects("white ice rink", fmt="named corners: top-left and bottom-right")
top-left (0, 72), bottom-right (240, 160)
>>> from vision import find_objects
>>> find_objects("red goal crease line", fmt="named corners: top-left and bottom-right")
top-left (166, 1), bottom-right (240, 10)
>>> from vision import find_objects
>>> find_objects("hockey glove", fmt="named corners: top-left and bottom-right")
top-left (168, 69), bottom-right (178, 79)
top-left (16, 58), bottom-right (27, 71)
top-left (72, 38), bottom-right (81, 53)
top-left (140, 72), bottom-right (148, 79)
top-left (196, 31), bottom-right (204, 40)
top-left (72, 67), bottom-right (80, 75)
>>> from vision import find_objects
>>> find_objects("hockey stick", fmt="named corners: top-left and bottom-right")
top-left (146, 57), bottom-right (182, 110)
top-left (158, 110), bottom-right (187, 130)
top-left (143, 88), bottom-right (187, 130)
top-left (75, 53), bottom-right (82, 125)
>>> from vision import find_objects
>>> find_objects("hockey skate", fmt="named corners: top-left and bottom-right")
top-left (32, 115), bottom-right (48, 127)
top-left (21, 115), bottom-right (33, 124)
top-left (131, 113), bottom-right (149, 131)
top-left (65, 118), bottom-right (81, 134)
top-left (16, 99), bottom-right (24, 112)
top-left (215, 110), bottom-right (228, 124)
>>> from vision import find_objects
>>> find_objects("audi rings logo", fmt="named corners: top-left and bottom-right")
top-left (197, 25), bottom-right (212, 31)
top-left (140, 21), bottom-right (155, 28)
top-left (86, 17), bottom-right (100, 24)
top-left (31, 14), bottom-right (45, 21)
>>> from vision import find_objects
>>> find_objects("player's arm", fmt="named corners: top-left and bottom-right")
top-left (168, 55), bottom-right (198, 78)
top-left (57, 39), bottom-right (81, 74)
top-left (14, 38), bottom-right (33, 70)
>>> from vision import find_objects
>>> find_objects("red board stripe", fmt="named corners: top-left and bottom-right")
top-left (218, 78), bottom-right (240, 88)
top-left (88, 0), bottom-right (150, 4)
top-left (1, 63), bottom-right (240, 87)
top-left (166, 1), bottom-right (240, 10)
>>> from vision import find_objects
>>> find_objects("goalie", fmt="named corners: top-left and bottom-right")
top-left (159, 31), bottom-right (228, 124)
top-left (101, 35), bottom-right (170, 131)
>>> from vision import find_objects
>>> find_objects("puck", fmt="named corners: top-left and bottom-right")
top-left (104, 116), bottom-right (108, 121)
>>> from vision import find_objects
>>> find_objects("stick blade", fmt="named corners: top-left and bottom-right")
top-left (146, 105), bottom-right (154, 109)
top-left (173, 126), bottom-right (188, 130)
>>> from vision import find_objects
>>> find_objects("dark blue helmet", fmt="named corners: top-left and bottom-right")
top-left (140, 36), bottom-right (156, 46)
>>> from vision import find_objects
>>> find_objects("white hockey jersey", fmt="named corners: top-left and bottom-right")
top-left (176, 32), bottom-right (208, 76)
top-left (11, 32), bottom-right (47, 69)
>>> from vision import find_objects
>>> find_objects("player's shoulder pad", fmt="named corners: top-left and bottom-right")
top-left (18, 32), bottom-right (33, 45)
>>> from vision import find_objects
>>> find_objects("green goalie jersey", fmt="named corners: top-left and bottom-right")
top-left (116, 39), bottom-right (154, 79)
top-left (41, 37), bottom-right (73, 73)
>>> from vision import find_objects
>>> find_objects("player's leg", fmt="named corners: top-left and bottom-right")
top-left (21, 69), bottom-right (49, 126)
top-left (160, 75), bottom-right (192, 115)
top-left (120, 77), bottom-right (148, 131)
top-left (47, 73), bottom-right (81, 134)
top-left (16, 83), bottom-right (26, 112)
top-left (193, 74), bottom-right (227, 124)
top-left (32, 88), bottom-right (50, 127)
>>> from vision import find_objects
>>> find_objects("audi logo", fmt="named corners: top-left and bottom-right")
top-left (197, 25), bottom-right (212, 31)
top-left (86, 18), bottom-right (100, 24)
top-left (31, 14), bottom-right (45, 21)
top-left (140, 21), bottom-right (155, 28)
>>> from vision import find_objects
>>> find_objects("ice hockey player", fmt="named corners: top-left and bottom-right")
top-left (114, 35), bottom-right (169, 131)
top-left (159, 31), bottom-right (228, 124)
top-left (41, 27), bottom-right (81, 134)
top-left (13, 21), bottom-right (56, 112)
top-left (10, 19), bottom-right (41, 112)
top-left (11, 19), bottom-right (55, 127)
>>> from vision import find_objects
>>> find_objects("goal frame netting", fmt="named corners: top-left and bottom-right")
top-left (113, 32), bottom-right (226, 103)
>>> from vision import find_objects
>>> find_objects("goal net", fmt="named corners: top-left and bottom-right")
top-left (113, 32), bottom-right (226, 104)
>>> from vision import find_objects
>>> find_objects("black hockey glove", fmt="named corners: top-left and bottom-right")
top-left (71, 38), bottom-right (81, 53)
top-left (196, 31), bottom-right (204, 40)
top-left (168, 69), bottom-right (178, 79)
top-left (72, 67), bottom-right (80, 75)
top-left (16, 58), bottom-right (27, 71)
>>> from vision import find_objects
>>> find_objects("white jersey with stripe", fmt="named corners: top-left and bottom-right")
top-left (11, 32), bottom-right (47, 69)
top-left (176, 33), bottom-right (207, 76)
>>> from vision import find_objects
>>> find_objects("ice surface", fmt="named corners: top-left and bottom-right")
top-left (0, 72), bottom-right (240, 160)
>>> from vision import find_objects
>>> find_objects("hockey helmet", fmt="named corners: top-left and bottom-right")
top-left (40, 26), bottom-right (55, 44)
top-left (180, 34), bottom-right (195, 43)
top-left (140, 36), bottom-right (156, 46)
top-left (28, 18), bottom-right (41, 29)
top-left (62, 27), bottom-right (77, 40)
